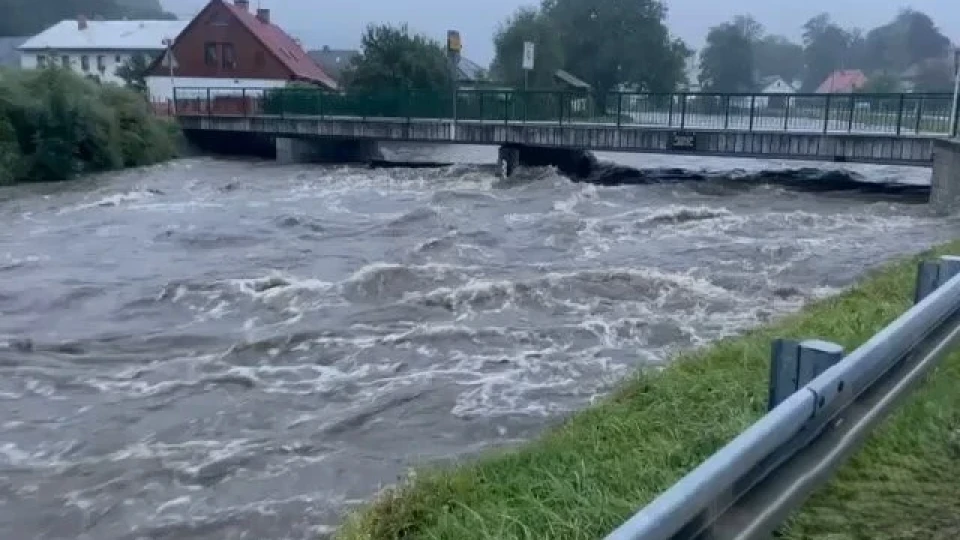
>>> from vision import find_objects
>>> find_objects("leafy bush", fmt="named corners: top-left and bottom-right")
top-left (0, 67), bottom-right (179, 184)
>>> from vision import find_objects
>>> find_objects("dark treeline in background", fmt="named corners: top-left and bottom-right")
top-left (0, 0), bottom-right (174, 37)
top-left (699, 9), bottom-right (955, 93)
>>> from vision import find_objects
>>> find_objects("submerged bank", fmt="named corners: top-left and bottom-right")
top-left (0, 67), bottom-right (179, 185)
top-left (337, 239), bottom-right (960, 540)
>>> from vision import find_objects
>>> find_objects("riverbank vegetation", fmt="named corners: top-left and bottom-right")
top-left (337, 240), bottom-right (960, 540)
top-left (0, 67), bottom-right (179, 185)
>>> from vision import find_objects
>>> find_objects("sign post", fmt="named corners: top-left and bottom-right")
top-left (522, 41), bottom-right (535, 91)
top-left (162, 37), bottom-right (177, 115)
top-left (447, 30), bottom-right (462, 140)
top-left (951, 48), bottom-right (960, 138)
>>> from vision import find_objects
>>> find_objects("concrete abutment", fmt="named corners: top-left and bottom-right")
top-left (931, 139), bottom-right (960, 216)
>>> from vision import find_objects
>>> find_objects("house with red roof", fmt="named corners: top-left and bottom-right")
top-left (144, 0), bottom-right (335, 104)
top-left (815, 70), bottom-right (868, 94)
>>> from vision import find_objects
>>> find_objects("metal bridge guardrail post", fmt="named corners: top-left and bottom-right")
top-left (206, 88), bottom-right (211, 116)
top-left (748, 95), bottom-right (756, 132)
top-left (668, 95), bottom-right (674, 127)
top-left (896, 94), bottom-right (905, 135)
top-left (847, 95), bottom-right (856, 132)
top-left (679, 93), bottom-right (687, 130)
top-left (823, 94), bottom-right (831, 134)
top-left (723, 95), bottom-right (731, 129)
top-left (616, 93), bottom-right (622, 129)
top-left (769, 339), bottom-right (844, 411)
top-left (914, 96), bottom-right (924, 134)
top-left (504, 91), bottom-right (509, 128)
top-left (783, 96), bottom-right (791, 130)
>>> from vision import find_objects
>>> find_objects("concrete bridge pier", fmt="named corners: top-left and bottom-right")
top-left (498, 144), bottom-right (597, 179)
top-left (276, 137), bottom-right (382, 165)
top-left (931, 139), bottom-right (960, 216)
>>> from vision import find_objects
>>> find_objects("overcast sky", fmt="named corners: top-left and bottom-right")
top-left (162, 0), bottom-right (960, 65)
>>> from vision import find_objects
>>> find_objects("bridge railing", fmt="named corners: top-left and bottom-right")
top-left (171, 87), bottom-right (959, 136)
top-left (604, 255), bottom-right (960, 540)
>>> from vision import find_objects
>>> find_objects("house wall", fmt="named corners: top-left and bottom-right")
top-left (150, 1), bottom-right (292, 81)
top-left (20, 50), bottom-right (159, 85)
top-left (146, 75), bottom-right (286, 101)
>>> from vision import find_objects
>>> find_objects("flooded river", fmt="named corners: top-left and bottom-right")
top-left (0, 145), bottom-right (956, 539)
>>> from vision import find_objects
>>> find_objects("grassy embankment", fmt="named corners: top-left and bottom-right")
top-left (0, 67), bottom-right (179, 185)
top-left (339, 240), bottom-right (960, 540)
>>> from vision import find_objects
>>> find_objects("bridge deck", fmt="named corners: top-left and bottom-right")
top-left (171, 88), bottom-right (957, 166)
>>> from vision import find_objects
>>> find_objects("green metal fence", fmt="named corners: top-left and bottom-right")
top-left (172, 87), bottom-right (959, 136)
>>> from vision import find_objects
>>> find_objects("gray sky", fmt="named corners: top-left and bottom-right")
top-left (162, 0), bottom-right (960, 65)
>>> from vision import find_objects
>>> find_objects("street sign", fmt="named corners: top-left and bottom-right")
top-left (447, 30), bottom-right (462, 54)
top-left (522, 41), bottom-right (535, 70)
top-left (161, 49), bottom-right (178, 69)
top-left (670, 132), bottom-right (697, 151)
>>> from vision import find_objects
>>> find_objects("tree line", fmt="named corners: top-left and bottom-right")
top-left (340, 0), bottom-right (690, 103)
top-left (0, 0), bottom-right (173, 37)
top-left (699, 9), bottom-right (955, 93)
top-left (341, 1), bottom-right (955, 100)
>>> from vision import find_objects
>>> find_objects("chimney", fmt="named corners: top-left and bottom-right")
top-left (256, 8), bottom-right (270, 24)
top-left (78, 15), bottom-right (88, 30)
top-left (234, 0), bottom-right (249, 11)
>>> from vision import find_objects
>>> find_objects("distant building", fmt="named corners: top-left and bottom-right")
top-left (144, 0), bottom-right (336, 102)
top-left (307, 46), bottom-right (359, 84)
top-left (816, 70), bottom-right (868, 94)
top-left (16, 18), bottom-right (187, 85)
top-left (0, 37), bottom-right (28, 68)
top-left (760, 76), bottom-right (798, 94)
top-left (754, 76), bottom-right (798, 109)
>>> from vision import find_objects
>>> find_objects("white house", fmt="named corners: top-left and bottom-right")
top-left (18, 17), bottom-right (188, 86)
top-left (755, 76), bottom-right (798, 109)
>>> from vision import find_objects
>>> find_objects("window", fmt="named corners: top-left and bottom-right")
top-left (254, 50), bottom-right (265, 68)
top-left (208, 13), bottom-right (228, 26)
top-left (204, 42), bottom-right (218, 67)
top-left (115, 55), bottom-right (122, 64)
top-left (37, 55), bottom-right (47, 67)
top-left (81, 55), bottom-right (90, 71)
top-left (61, 55), bottom-right (70, 67)
top-left (96, 55), bottom-right (106, 72)
top-left (222, 43), bottom-right (236, 69)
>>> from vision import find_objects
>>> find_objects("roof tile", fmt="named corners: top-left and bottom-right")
top-left (222, 2), bottom-right (336, 89)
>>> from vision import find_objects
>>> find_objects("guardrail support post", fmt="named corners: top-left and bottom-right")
top-left (915, 256), bottom-right (960, 304)
top-left (769, 339), bottom-right (844, 411)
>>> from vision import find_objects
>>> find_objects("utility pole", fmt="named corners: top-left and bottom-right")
top-left (951, 48), bottom-right (960, 138)
top-left (447, 30), bottom-right (461, 141)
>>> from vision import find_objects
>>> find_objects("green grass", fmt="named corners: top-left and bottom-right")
top-left (337, 240), bottom-right (960, 540)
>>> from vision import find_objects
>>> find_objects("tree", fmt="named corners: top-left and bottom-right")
top-left (542, 0), bottom-right (689, 96)
top-left (912, 60), bottom-right (955, 92)
top-left (492, 0), bottom-right (690, 101)
top-left (490, 7), bottom-right (564, 89)
top-left (0, 0), bottom-right (173, 36)
top-left (341, 24), bottom-right (452, 95)
top-left (754, 35), bottom-right (805, 83)
top-left (116, 53), bottom-right (155, 94)
top-left (801, 14), bottom-right (855, 91)
top-left (859, 9), bottom-right (951, 74)
top-left (698, 16), bottom-right (761, 92)
top-left (857, 72), bottom-right (903, 93)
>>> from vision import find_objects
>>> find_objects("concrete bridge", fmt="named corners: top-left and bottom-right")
top-left (170, 87), bottom-right (960, 212)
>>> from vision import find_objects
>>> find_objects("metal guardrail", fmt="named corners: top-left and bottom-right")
top-left (605, 255), bottom-right (960, 540)
top-left (168, 87), bottom-right (960, 137)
